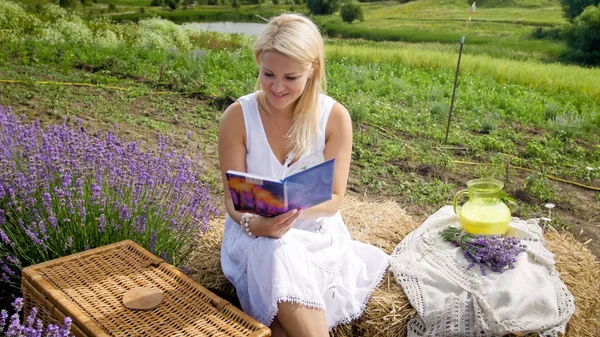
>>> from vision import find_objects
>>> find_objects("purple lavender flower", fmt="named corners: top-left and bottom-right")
top-left (0, 309), bottom-right (8, 332)
top-left (6, 256), bottom-right (19, 266)
top-left (148, 230), bottom-right (157, 253)
top-left (119, 203), bottom-right (131, 222)
top-left (25, 307), bottom-right (38, 327)
top-left (134, 211), bottom-right (147, 233)
top-left (0, 229), bottom-right (9, 245)
top-left (58, 317), bottom-right (71, 337)
top-left (2, 264), bottom-right (15, 276)
top-left (6, 313), bottom-right (23, 336)
top-left (0, 106), bottom-right (218, 298)
top-left (12, 298), bottom-right (23, 312)
top-left (45, 324), bottom-right (59, 337)
top-left (98, 214), bottom-right (106, 233)
top-left (440, 226), bottom-right (527, 275)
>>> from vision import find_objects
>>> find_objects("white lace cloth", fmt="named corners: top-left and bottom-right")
top-left (390, 206), bottom-right (575, 337)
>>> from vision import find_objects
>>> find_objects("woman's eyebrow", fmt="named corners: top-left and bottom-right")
top-left (262, 67), bottom-right (302, 76)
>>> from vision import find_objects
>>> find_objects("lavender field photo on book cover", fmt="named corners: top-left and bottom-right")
top-left (228, 176), bottom-right (287, 217)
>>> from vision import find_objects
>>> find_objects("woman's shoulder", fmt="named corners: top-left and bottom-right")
top-left (220, 101), bottom-right (245, 133)
top-left (221, 92), bottom-right (258, 124)
top-left (238, 92), bottom-right (258, 105)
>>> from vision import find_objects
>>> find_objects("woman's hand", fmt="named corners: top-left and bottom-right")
top-left (250, 209), bottom-right (301, 238)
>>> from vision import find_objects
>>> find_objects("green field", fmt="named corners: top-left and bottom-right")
top-left (4, 0), bottom-right (600, 262)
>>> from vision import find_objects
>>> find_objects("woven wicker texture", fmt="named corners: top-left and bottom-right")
top-left (22, 240), bottom-right (270, 337)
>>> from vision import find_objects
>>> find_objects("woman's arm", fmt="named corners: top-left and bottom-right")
top-left (218, 102), bottom-right (249, 225)
top-left (298, 102), bottom-right (353, 219)
top-left (218, 102), bottom-right (301, 237)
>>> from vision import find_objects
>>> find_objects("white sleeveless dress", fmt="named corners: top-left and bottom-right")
top-left (220, 92), bottom-right (390, 329)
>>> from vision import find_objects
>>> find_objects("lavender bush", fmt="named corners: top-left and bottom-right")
top-left (1, 298), bottom-right (71, 337)
top-left (0, 106), bottom-right (218, 297)
top-left (440, 226), bottom-right (527, 275)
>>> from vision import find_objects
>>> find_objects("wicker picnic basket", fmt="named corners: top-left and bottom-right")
top-left (21, 240), bottom-right (270, 337)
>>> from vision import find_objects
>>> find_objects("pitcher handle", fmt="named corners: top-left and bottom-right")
top-left (453, 189), bottom-right (469, 215)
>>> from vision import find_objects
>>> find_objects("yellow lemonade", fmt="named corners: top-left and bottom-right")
top-left (459, 200), bottom-right (511, 235)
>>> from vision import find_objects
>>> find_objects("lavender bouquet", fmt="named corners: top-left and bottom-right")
top-left (440, 226), bottom-right (527, 275)
top-left (0, 106), bottom-right (219, 298)
top-left (1, 298), bottom-right (71, 337)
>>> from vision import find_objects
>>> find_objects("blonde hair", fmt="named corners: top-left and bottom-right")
top-left (253, 13), bottom-right (326, 159)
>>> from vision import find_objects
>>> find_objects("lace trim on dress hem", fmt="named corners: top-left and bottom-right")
top-left (263, 295), bottom-right (326, 328)
top-left (327, 263), bottom-right (390, 331)
top-left (261, 262), bottom-right (389, 330)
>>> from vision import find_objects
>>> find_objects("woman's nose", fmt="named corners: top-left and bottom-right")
top-left (272, 78), bottom-right (284, 91)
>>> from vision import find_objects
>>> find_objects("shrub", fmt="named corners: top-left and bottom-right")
top-left (0, 106), bottom-right (218, 298)
top-left (166, 0), bottom-right (180, 10)
top-left (562, 5), bottom-right (600, 65)
top-left (481, 111), bottom-right (500, 134)
top-left (340, 3), bottom-right (363, 24)
top-left (306, 0), bottom-right (340, 15)
top-left (59, 0), bottom-right (78, 9)
top-left (136, 17), bottom-right (192, 51)
top-left (543, 101), bottom-right (560, 120)
top-left (1, 298), bottom-right (71, 337)
top-left (429, 102), bottom-right (447, 121)
top-left (559, 0), bottom-right (599, 21)
top-left (524, 173), bottom-right (557, 202)
top-left (548, 111), bottom-right (585, 138)
top-left (0, 0), bottom-right (42, 39)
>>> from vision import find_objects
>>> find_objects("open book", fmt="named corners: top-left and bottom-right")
top-left (226, 158), bottom-right (335, 217)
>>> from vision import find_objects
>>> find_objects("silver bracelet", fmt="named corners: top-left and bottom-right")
top-left (240, 213), bottom-right (257, 238)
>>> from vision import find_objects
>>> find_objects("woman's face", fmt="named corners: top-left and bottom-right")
top-left (258, 51), bottom-right (311, 113)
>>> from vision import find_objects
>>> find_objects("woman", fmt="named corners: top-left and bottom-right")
top-left (218, 13), bottom-right (389, 337)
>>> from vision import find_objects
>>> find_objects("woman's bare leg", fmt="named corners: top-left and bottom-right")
top-left (269, 318), bottom-right (288, 337)
top-left (275, 302), bottom-right (329, 337)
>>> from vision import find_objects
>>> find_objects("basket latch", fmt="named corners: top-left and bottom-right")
top-left (142, 257), bottom-right (164, 268)
top-left (216, 299), bottom-right (231, 312)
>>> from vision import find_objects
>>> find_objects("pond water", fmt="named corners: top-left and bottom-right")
top-left (186, 22), bottom-right (267, 36)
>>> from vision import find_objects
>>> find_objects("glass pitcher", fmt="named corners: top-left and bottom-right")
top-left (453, 178), bottom-right (511, 235)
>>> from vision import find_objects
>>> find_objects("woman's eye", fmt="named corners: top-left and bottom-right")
top-left (286, 77), bottom-right (298, 80)
top-left (264, 73), bottom-right (274, 77)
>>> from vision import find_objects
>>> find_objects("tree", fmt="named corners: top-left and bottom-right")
top-left (232, 0), bottom-right (241, 9)
top-left (562, 5), bottom-right (600, 65)
top-left (305, 0), bottom-right (340, 15)
top-left (559, 0), bottom-right (599, 21)
top-left (59, 0), bottom-right (78, 8)
top-left (340, 3), bottom-right (363, 23)
top-left (166, 0), bottom-right (180, 9)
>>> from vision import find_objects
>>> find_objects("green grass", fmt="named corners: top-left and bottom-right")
top-left (314, 0), bottom-right (569, 62)
top-left (2, 0), bottom-right (599, 229)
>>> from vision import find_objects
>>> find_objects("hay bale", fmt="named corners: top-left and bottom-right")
top-left (187, 197), bottom-right (600, 337)
top-left (340, 197), bottom-right (420, 255)
top-left (187, 217), bottom-right (235, 296)
top-left (332, 197), bottom-right (419, 337)
top-left (545, 229), bottom-right (600, 337)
